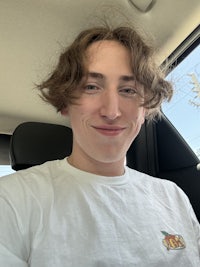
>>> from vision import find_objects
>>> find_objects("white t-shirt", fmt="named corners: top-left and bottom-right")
top-left (0, 158), bottom-right (199, 266)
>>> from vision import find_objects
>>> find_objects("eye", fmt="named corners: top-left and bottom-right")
top-left (86, 84), bottom-right (97, 90)
top-left (119, 87), bottom-right (138, 97)
top-left (83, 84), bottom-right (100, 94)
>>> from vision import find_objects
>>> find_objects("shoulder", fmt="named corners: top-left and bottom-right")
top-left (127, 166), bottom-right (179, 188)
top-left (0, 159), bottom-right (65, 200)
top-left (0, 159), bottom-right (70, 227)
top-left (126, 167), bottom-right (189, 205)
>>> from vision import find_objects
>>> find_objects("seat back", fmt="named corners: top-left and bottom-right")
top-left (10, 122), bottom-right (73, 171)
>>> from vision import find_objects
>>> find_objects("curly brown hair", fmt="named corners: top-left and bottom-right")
top-left (37, 26), bottom-right (173, 120)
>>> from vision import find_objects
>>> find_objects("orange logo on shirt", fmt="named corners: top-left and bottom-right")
top-left (161, 231), bottom-right (186, 250)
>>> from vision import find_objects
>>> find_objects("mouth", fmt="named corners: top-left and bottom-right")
top-left (92, 125), bottom-right (126, 136)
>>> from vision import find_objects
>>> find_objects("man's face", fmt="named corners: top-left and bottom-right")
top-left (62, 40), bottom-right (146, 171)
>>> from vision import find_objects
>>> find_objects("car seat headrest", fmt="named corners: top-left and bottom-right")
top-left (10, 122), bottom-right (73, 170)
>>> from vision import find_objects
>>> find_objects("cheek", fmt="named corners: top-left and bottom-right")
top-left (67, 104), bottom-right (93, 128)
top-left (127, 106), bottom-right (146, 124)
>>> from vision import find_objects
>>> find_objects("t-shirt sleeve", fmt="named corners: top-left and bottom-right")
top-left (174, 181), bottom-right (200, 257)
top-left (189, 200), bottom-right (200, 256)
top-left (0, 195), bottom-right (28, 266)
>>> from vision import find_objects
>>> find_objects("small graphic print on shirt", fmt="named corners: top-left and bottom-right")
top-left (161, 231), bottom-right (186, 250)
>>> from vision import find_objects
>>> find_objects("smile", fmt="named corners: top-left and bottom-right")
top-left (92, 126), bottom-right (126, 136)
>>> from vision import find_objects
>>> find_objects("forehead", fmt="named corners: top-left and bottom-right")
top-left (85, 40), bottom-right (130, 62)
top-left (84, 40), bottom-right (132, 74)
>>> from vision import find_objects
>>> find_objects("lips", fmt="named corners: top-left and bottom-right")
top-left (92, 125), bottom-right (126, 136)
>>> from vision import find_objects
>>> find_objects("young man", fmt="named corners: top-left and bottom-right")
top-left (0, 26), bottom-right (200, 266)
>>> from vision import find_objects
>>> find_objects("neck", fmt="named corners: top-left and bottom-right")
top-left (67, 154), bottom-right (125, 177)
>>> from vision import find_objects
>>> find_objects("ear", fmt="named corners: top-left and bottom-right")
top-left (60, 107), bottom-right (68, 116)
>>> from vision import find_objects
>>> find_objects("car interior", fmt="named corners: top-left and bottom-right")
top-left (0, 0), bottom-right (200, 221)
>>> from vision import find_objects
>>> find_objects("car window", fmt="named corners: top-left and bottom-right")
top-left (162, 43), bottom-right (200, 159)
top-left (0, 165), bottom-right (15, 177)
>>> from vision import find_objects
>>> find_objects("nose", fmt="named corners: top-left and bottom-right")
top-left (100, 89), bottom-right (121, 120)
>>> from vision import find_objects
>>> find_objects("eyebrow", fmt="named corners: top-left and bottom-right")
top-left (86, 72), bottom-right (136, 82)
top-left (87, 72), bottom-right (104, 80)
